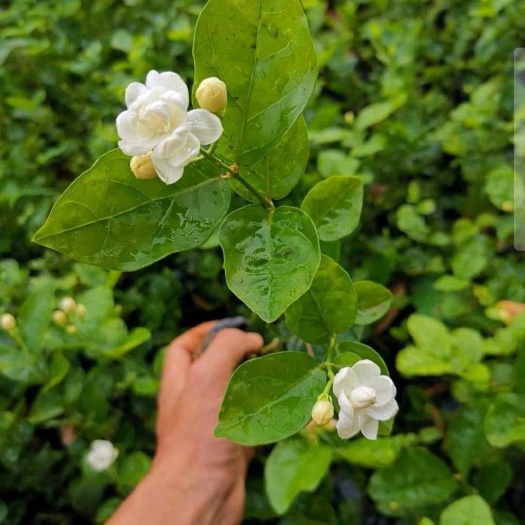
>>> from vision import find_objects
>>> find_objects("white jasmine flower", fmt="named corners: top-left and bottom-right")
top-left (333, 359), bottom-right (398, 440)
top-left (86, 440), bottom-right (119, 471)
top-left (116, 70), bottom-right (223, 184)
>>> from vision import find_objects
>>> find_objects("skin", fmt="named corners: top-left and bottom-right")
top-left (107, 322), bottom-right (263, 525)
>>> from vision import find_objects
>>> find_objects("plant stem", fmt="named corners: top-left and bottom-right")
top-left (199, 147), bottom-right (274, 211)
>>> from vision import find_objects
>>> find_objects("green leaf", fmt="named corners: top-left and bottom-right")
top-left (285, 255), bottom-right (357, 344)
top-left (369, 447), bottom-right (458, 516)
top-left (0, 345), bottom-right (41, 383)
top-left (337, 341), bottom-right (389, 376)
top-left (193, 0), bottom-right (317, 164)
top-left (265, 438), bottom-right (332, 514)
top-left (230, 118), bottom-right (308, 202)
top-left (439, 495), bottom-right (495, 525)
top-left (43, 352), bottom-right (71, 391)
top-left (355, 95), bottom-right (406, 130)
top-left (354, 281), bottom-right (393, 325)
top-left (301, 176), bottom-right (363, 242)
top-left (18, 277), bottom-right (55, 353)
top-left (117, 451), bottom-right (151, 492)
top-left (445, 400), bottom-right (490, 474)
top-left (485, 393), bottom-right (525, 448)
top-left (34, 150), bottom-right (231, 271)
top-left (474, 459), bottom-right (512, 504)
top-left (215, 352), bottom-right (326, 445)
top-left (105, 327), bottom-right (151, 359)
top-left (219, 205), bottom-right (320, 322)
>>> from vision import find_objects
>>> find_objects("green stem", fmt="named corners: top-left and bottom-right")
top-left (199, 148), bottom-right (274, 211)
top-left (105, 271), bottom-right (122, 289)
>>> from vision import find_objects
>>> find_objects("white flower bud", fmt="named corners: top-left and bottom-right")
top-left (52, 310), bottom-right (68, 327)
top-left (0, 313), bottom-right (16, 331)
top-left (196, 77), bottom-right (227, 114)
top-left (59, 297), bottom-right (76, 314)
top-left (311, 399), bottom-right (334, 426)
top-left (130, 152), bottom-right (157, 180)
top-left (86, 440), bottom-right (119, 471)
top-left (76, 303), bottom-right (87, 318)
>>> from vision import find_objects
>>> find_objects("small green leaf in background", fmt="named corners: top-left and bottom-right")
top-left (219, 205), bottom-right (320, 322)
top-left (485, 165), bottom-right (513, 211)
top-left (193, 0), bottom-right (317, 164)
top-left (369, 447), bottom-right (458, 516)
top-left (285, 255), bottom-right (357, 344)
top-left (474, 458), bottom-right (513, 504)
top-left (231, 118), bottom-right (309, 202)
top-left (337, 341), bottom-right (389, 376)
top-left (439, 495), bottom-right (495, 525)
top-left (354, 95), bottom-right (406, 130)
top-left (485, 393), bottom-right (525, 448)
top-left (215, 352), bottom-right (326, 445)
top-left (265, 438), bottom-right (332, 515)
top-left (117, 451), bottom-right (151, 494)
top-left (354, 280), bottom-right (393, 325)
top-left (0, 345), bottom-right (40, 383)
top-left (301, 176), bottom-right (363, 242)
top-left (34, 150), bottom-right (231, 271)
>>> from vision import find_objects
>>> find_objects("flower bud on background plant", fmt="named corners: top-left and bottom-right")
top-left (86, 440), bottom-right (119, 471)
top-left (76, 303), bottom-right (87, 317)
top-left (333, 360), bottom-right (398, 440)
top-left (130, 152), bottom-right (157, 180)
top-left (59, 297), bottom-right (76, 314)
top-left (196, 77), bottom-right (227, 114)
top-left (311, 396), bottom-right (334, 426)
top-left (0, 313), bottom-right (16, 331)
top-left (52, 310), bottom-right (68, 327)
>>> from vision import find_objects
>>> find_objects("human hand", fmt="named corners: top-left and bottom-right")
top-left (107, 321), bottom-right (263, 525)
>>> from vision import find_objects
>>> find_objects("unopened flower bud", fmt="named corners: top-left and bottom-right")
top-left (86, 440), bottom-right (119, 471)
top-left (311, 398), bottom-right (334, 426)
top-left (59, 297), bottom-right (76, 314)
top-left (65, 324), bottom-right (78, 335)
top-left (130, 152), bottom-right (157, 180)
top-left (52, 310), bottom-right (68, 327)
top-left (76, 303), bottom-right (87, 318)
top-left (196, 77), bottom-right (227, 114)
top-left (0, 313), bottom-right (16, 331)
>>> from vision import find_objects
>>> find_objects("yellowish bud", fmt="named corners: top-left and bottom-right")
top-left (196, 77), bottom-right (227, 114)
top-left (502, 200), bottom-right (514, 213)
top-left (0, 313), bottom-right (16, 331)
top-left (311, 399), bottom-right (334, 426)
top-left (65, 324), bottom-right (78, 335)
top-left (130, 153), bottom-right (157, 180)
top-left (76, 303), bottom-right (87, 318)
top-left (59, 297), bottom-right (76, 314)
top-left (52, 310), bottom-right (68, 327)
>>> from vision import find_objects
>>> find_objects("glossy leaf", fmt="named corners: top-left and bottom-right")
top-left (301, 176), bottom-right (363, 241)
top-left (34, 150), bottom-right (231, 271)
top-left (485, 393), bottom-right (525, 448)
top-left (193, 0), bottom-right (317, 164)
top-left (369, 447), bottom-right (458, 516)
top-left (337, 341), bottom-right (389, 376)
top-left (285, 255), bottom-right (357, 344)
top-left (440, 495), bottom-right (495, 525)
top-left (219, 205), bottom-right (320, 322)
top-left (265, 438), bottom-right (332, 514)
top-left (215, 352), bottom-right (326, 445)
top-left (230, 117), bottom-right (309, 202)
top-left (354, 280), bottom-right (393, 325)
top-left (0, 344), bottom-right (41, 383)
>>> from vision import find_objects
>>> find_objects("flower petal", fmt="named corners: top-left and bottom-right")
top-left (187, 109), bottom-right (224, 145)
top-left (152, 158), bottom-right (184, 185)
top-left (366, 398), bottom-right (399, 421)
top-left (357, 411), bottom-right (379, 440)
top-left (146, 70), bottom-right (189, 108)
top-left (336, 411), bottom-right (361, 440)
top-left (125, 82), bottom-right (147, 107)
top-left (153, 127), bottom-right (200, 166)
top-left (364, 376), bottom-right (396, 406)
top-left (337, 392), bottom-right (354, 418)
top-left (352, 360), bottom-right (381, 383)
top-left (118, 140), bottom-right (150, 156)
top-left (333, 367), bottom-right (360, 397)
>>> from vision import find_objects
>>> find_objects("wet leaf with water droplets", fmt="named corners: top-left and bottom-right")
top-left (215, 352), bottom-right (326, 445)
top-left (33, 150), bottom-right (231, 270)
top-left (219, 205), bottom-right (320, 322)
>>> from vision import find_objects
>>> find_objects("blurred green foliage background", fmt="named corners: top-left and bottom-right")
top-left (1, 0), bottom-right (524, 523)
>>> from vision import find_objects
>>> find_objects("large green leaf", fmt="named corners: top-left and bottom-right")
top-left (219, 205), bottom-right (320, 322)
top-left (354, 280), bottom-right (392, 325)
top-left (368, 447), bottom-right (458, 516)
top-left (230, 117), bottom-right (308, 202)
top-left (301, 176), bottom-right (363, 242)
top-left (193, 0), bottom-right (317, 165)
top-left (34, 150), bottom-right (231, 271)
top-left (440, 495), bottom-right (495, 525)
top-left (285, 255), bottom-right (357, 344)
top-left (265, 438), bottom-right (332, 514)
top-left (215, 352), bottom-right (326, 445)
